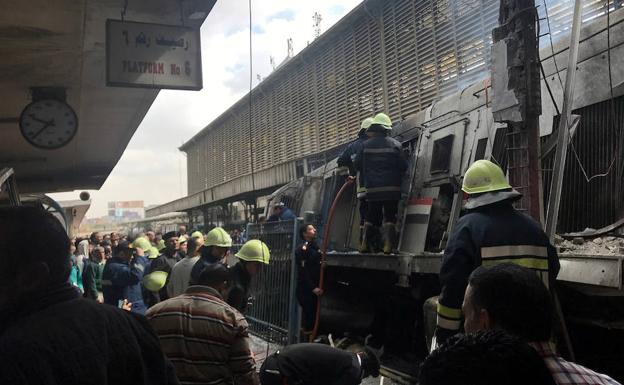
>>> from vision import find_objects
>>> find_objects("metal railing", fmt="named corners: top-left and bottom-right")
top-left (243, 219), bottom-right (300, 345)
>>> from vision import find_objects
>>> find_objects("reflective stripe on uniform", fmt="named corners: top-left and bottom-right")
top-left (437, 303), bottom-right (462, 320)
top-left (135, 263), bottom-right (145, 272)
top-left (363, 148), bottom-right (397, 154)
top-left (481, 245), bottom-right (548, 259)
top-left (366, 186), bottom-right (402, 193)
top-left (101, 279), bottom-right (113, 286)
top-left (481, 257), bottom-right (549, 271)
top-left (437, 315), bottom-right (461, 331)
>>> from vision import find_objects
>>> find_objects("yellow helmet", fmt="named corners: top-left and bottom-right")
top-left (179, 235), bottom-right (188, 244)
top-left (132, 237), bottom-right (151, 252)
top-left (143, 271), bottom-right (168, 292)
top-left (370, 113), bottom-right (392, 130)
top-left (205, 227), bottom-right (232, 248)
top-left (146, 246), bottom-right (160, 259)
top-left (360, 117), bottom-right (374, 130)
top-left (157, 239), bottom-right (166, 251)
top-left (191, 231), bottom-right (203, 239)
top-left (235, 239), bottom-right (270, 264)
top-left (462, 160), bottom-right (521, 209)
top-left (462, 160), bottom-right (512, 194)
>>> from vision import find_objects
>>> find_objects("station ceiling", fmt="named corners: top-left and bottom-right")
top-left (0, 0), bottom-right (215, 193)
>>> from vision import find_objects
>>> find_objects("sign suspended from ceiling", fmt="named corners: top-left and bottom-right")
top-left (106, 19), bottom-right (202, 90)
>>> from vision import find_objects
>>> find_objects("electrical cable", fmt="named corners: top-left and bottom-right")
top-left (535, 6), bottom-right (561, 116)
top-left (248, 0), bottom-right (257, 197)
top-left (541, 0), bottom-right (565, 91)
top-left (541, 1), bottom-right (621, 183)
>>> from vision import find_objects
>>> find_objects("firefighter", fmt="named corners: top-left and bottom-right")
top-left (259, 343), bottom-right (380, 385)
top-left (227, 239), bottom-right (270, 313)
top-left (354, 113), bottom-right (408, 254)
top-left (434, 159), bottom-right (560, 346)
top-left (189, 226), bottom-right (232, 284)
top-left (338, 117), bottom-right (374, 245)
top-left (295, 224), bottom-right (322, 334)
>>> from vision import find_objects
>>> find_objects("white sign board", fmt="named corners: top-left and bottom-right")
top-left (106, 20), bottom-right (202, 90)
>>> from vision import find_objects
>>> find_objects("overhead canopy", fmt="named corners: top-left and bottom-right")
top-left (0, 0), bottom-right (216, 193)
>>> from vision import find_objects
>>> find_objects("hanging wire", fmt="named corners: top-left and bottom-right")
top-left (535, 7), bottom-right (561, 116)
top-left (541, 0), bottom-right (621, 183)
top-left (541, 0), bottom-right (565, 91)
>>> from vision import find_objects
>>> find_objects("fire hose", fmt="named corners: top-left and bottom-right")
top-left (310, 177), bottom-right (355, 342)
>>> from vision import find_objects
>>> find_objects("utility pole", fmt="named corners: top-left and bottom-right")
top-left (491, 0), bottom-right (542, 223)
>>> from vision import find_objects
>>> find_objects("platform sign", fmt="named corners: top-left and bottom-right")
top-left (106, 20), bottom-right (202, 90)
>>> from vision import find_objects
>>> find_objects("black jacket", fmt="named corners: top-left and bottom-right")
top-left (436, 201), bottom-right (560, 342)
top-left (0, 282), bottom-right (178, 385)
top-left (337, 133), bottom-right (368, 176)
top-left (261, 343), bottom-right (361, 385)
top-left (145, 250), bottom-right (182, 305)
top-left (295, 240), bottom-right (321, 295)
top-left (227, 262), bottom-right (252, 313)
top-left (189, 246), bottom-right (222, 285)
top-left (354, 135), bottom-right (408, 201)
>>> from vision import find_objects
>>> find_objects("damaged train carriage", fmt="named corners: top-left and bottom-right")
top-left (264, 10), bottom-right (624, 379)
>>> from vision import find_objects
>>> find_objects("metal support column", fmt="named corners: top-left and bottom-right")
top-left (545, 0), bottom-right (583, 240)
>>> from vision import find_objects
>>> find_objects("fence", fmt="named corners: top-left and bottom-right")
top-left (243, 219), bottom-right (300, 345)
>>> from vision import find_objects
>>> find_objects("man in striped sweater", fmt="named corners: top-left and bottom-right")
top-left (147, 263), bottom-right (258, 385)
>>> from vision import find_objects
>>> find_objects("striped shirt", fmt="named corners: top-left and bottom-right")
top-left (531, 342), bottom-right (621, 385)
top-left (146, 286), bottom-right (258, 385)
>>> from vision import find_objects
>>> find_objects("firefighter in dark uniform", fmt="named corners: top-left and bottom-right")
top-left (295, 224), bottom-right (322, 333)
top-left (354, 113), bottom-right (408, 254)
top-left (434, 160), bottom-right (560, 346)
top-left (227, 239), bottom-right (270, 313)
top-left (259, 343), bottom-right (380, 385)
top-left (337, 117), bottom-right (374, 245)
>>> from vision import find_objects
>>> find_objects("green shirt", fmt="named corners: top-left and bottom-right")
top-left (84, 261), bottom-right (104, 300)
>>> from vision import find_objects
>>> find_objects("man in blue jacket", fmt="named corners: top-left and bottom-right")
top-left (267, 202), bottom-right (296, 222)
top-left (338, 117), bottom-right (374, 246)
top-left (354, 113), bottom-right (408, 254)
top-left (102, 240), bottom-right (149, 314)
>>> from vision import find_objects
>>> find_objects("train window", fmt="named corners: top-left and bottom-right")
top-left (430, 134), bottom-right (454, 174)
top-left (475, 138), bottom-right (488, 161)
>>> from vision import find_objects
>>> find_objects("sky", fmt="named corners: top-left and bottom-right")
top-left (50, 0), bottom-right (363, 218)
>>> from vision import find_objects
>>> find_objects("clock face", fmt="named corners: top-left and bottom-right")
top-left (19, 99), bottom-right (78, 149)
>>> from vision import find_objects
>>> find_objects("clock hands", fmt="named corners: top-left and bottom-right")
top-left (28, 113), bottom-right (54, 125)
top-left (31, 119), bottom-right (56, 139)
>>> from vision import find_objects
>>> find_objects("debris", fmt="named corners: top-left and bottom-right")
top-left (573, 237), bottom-right (585, 245)
top-left (558, 236), bottom-right (624, 256)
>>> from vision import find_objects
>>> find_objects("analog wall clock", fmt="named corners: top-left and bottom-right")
top-left (19, 99), bottom-right (78, 150)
